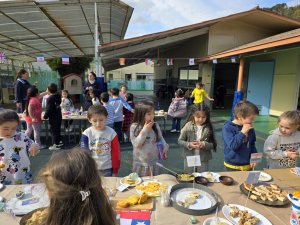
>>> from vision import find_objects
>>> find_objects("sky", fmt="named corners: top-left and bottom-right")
top-left (122, 0), bottom-right (300, 38)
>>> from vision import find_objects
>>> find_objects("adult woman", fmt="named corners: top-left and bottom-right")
top-left (83, 72), bottom-right (101, 111)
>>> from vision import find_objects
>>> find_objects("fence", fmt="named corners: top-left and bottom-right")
top-left (107, 80), bottom-right (154, 91)
top-left (28, 70), bottom-right (59, 91)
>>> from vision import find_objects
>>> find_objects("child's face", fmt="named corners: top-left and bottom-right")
top-left (89, 92), bottom-right (95, 97)
top-left (62, 91), bottom-right (67, 98)
top-left (121, 87), bottom-right (126, 93)
top-left (196, 84), bottom-right (200, 89)
top-left (279, 118), bottom-right (298, 136)
top-left (194, 112), bottom-right (207, 126)
top-left (145, 110), bottom-right (155, 123)
top-left (237, 114), bottom-right (256, 125)
top-left (88, 114), bottom-right (107, 131)
top-left (0, 121), bottom-right (18, 138)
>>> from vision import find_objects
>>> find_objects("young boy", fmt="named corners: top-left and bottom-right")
top-left (80, 105), bottom-right (120, 176)
top-left (108, 88), bottom-right (134, 142)
top-left (100, 92), bottom-right (114, 128)
top-left (191, 82), bottom-right (214, 104)
top-left (222, 100), bottom-right (259, 171)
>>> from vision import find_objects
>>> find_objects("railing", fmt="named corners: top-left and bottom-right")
top-left (107, 80), bottom-right (154, 91)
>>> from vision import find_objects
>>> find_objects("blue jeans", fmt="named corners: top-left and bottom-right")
top-left (172, 118), bottom-right (181, 131)
top-left (100, 168), bottom-right (113, 177)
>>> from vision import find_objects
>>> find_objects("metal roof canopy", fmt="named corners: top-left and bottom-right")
top-left (99, 7), bottom-right (300, 71)
top-left (0, 0), bottom-right (133, 63)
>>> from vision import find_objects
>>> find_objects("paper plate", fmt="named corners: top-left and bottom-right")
top-left (135, 180), bottom-right (162, 197)
top-left (258, 172), bottom-right (272, 182)
top-left (203, 217), bottom-right (232, 225)
top-left (120, 177), bottom-right (142, 187)
top-left (222, 204), bottom-right (272, 225)
top-left (193, 172), bottom-right (221, 182)
top-left (0, 183), bottom-right (4, 191)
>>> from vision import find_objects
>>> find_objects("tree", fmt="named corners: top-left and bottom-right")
top-left (46, 57), bottom-right (93, 77)
top-left (264, 3), bottom-right (300, 21)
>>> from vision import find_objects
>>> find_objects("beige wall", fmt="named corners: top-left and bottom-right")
top-left (107, 63), bottom-right (154, 80)
top-left (246, 48), bottom-right (300, 116)
top-left (208, 21), bottom-right (275, 55)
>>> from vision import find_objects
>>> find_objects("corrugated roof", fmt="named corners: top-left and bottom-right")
top-left (0, 0), bottom-right (133, 62)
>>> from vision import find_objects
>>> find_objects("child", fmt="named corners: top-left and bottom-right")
top-left (122, 93), bottom-right (135, 142)
top-left (44, 83), bottom-right (62, 150)
top-left (119, 84), bottom-right (127, 99)
top-left (80, 105), bottom-right (120, 177)
top-left (109, 88), bottom-right (133, 142)
top-left (42, 90), bottom-right (50, 110)
top-left (191, 82), bottom-right (214, 105)
top-left (0, 109), bottom-right (39, 184)
top-left (264, 110), bottom-right (300, 168)
top-left (130, 100), bottom-right (168, 177)
top-left (61, 90), bottom-right (74, 132)
top-left (100, 92), bottom-right (114, 128)
top-left (90, 90), bottom-right (100, 106)
top-left (25, 86), bottom-right (44, 149)
top-left (168, 89), bottom-right (187, 133)
top-left (39, 149), bottom-right (115, 225)
top-left (222, 100), bottom-right (259, 171)
top-left (178, 104), bottom-right (216, 172)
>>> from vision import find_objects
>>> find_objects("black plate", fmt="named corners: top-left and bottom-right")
top-left (175, 173), bottom-right (194, 183)
top-left (19, 207), bottom-right (47, 225)
top-left (240, 183), bottom-right (289, 207)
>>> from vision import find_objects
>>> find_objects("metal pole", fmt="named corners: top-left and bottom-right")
top-left (94, 2), bottom-right (101, 77)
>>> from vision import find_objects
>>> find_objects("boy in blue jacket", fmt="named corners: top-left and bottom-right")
top-left (222, 100), bottom-right (259, 171)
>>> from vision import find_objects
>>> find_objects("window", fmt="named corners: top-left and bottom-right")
top-left (108, 73), bottom-right (113, 81)
top-left (137, 75), bottom-right (146, 80)
top-left (71, 79), bottom-right (78, 86)
top-left (125, 74), bottom-right (132, 81)
top-left (178, 66), bottom-right (201, 87)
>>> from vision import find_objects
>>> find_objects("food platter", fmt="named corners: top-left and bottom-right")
top-left (222, 204), bottom-right (272, 225)
top-left (203, 217), bottom-right (232, 225)
top-left (135, 180), bottom-right (162, 197)
top-left (19, 207), bottom-right (47, 225)
top-left (120, 176), bottom-right (142, 187)
top-left (170, 183), bottom-right (218, 216)
top-left (240, 183), bottom-right (289, 206)
top-left (193, 172), bottom-right (221, 182)
top-left (176, 173), bottom-right (194, 183)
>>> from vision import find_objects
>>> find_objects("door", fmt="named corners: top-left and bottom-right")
top-left (247, 61), bottom-right (274, 115)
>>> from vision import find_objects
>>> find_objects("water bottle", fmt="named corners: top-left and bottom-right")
top-left (157, 101), bottom-right (160, 110)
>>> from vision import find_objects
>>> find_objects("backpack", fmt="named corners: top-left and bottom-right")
top-left (167, 98), bottom-right (187, 118)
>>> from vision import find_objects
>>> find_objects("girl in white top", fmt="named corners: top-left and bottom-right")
top-left (90, 90), bottom-right (100, 106)
top-left (130, 100), bottom-right (169, 177)
top-left (61, 90), bottom-right (74, 131)
top-left (264, 110), bottom-right (300, 168)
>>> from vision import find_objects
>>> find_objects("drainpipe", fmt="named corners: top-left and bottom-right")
top-left (230, 57), bottom-right (244, 120)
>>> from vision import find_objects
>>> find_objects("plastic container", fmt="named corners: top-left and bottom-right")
top-left (288, 192), bottom-right (300, 225)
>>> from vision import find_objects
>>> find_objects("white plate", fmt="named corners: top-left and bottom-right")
top-left (120, 177), bottom-right (142, 187)
top-left (203, 217), bottom-right (233, 225)
top-left (135, 180), bottom-right (162, 197)
top-left (258, 172), bottom-right (272, 182)
top-left (193, 172), bottom-right (221, 182)
top-left (222, 204), bottom-right (272, 225)
top-left (0, 183), bottom-right (4, 191)
top-left (171, 187), bottom-right (216, 210)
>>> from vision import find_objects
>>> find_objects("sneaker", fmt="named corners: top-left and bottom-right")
top-left (58, 141), bottom-right (64, 147)
top-left (68, 128), bottom-right (73, 132)
top-left (65, 128), bottom-right (69, 132)
top-left (39, 145), bottom-right (47, 150)
top-left (176, 130), bottom-right (181, 133)
top-left (49, 144), bottom-right (61, 151)
top-left (170, 129), bottom-right (177, 133)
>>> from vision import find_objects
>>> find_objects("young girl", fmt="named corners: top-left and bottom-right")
top-left (44, 83), bottom-right (62, 151)
top-left (119, 84), bottom-right (127, 99)
top-left (25, 86), bottom-right (43, 148)
top-left (38, 149), bottom-right (115, 225)
top-left (264, 110), bottom-right (300, 168)
top-left (61, 90), bottom-right (74, 132)
top-left (130, 100), bottom-right (168, 177)
top-left (167, 89), bottom-right (187, 133)
top-left (122, 93), bottom-right (134, 142)
top-left (178, 104), bottom-right (217, 172)
top-left (90, 90), bottom-right (100, 106)
top-left (0, 109), bottom-right (39, 184)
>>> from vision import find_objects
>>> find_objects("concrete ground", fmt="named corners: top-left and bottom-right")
top-left (26, 90), bottom-right (281, 180)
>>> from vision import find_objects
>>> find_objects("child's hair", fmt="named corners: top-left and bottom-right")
top-left (25, 86), bottom-right (39, 116)
top-left (100, 92), bottom-right (109, 103)
top-left (234, 100), bottom-right (259, 119)
top-left (87, 105), bottom-right (108, 119)
top-left (89, 90), bottom-right (96, 97)
top-left (125, 93), bottom-right (133, 101)
top-left (39, 149), bottom-right (115, 225)
top-left (175, 89), bottom-right (184, 98)
top-left (132, 100), bottom-right (158, 139)
top-left (195, 82), bottom-right (204, 88)
top-left (88, 71), bottom-right (96, 79)
top-left (120, 84), bottom-right (127, 90)
top-left (110, 88), bottom-right (119, 96)
top-left (48, 83), bottom-right (58, 94)
top-left (16, 68), bottom-right (27, 79)
top-left (62, 89), bottom-right (70, 97)
top-left (186, 104), bottom-right (217, 151)
top-left (0, 109), bottom-right (20, 125)
top-left (279, 110), bottom-right (300, 131)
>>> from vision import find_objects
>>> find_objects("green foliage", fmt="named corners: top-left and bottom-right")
top-left (46, 57), bottom-right (93, 77)
top-left (264, 3), bottom-right (300, 21)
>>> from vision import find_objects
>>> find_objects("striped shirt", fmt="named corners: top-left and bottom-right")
top-left (103, 104), bottom-right (114, 125)
top-left (109, 97), bottom-right (133, 122)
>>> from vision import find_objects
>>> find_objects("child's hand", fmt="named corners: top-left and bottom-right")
top-left (188, 141), bottom-right (200, 149)
top-left (30, 144), bottom-right (40, 156)
top-left (144, 121), bottom-right (154, 130)
top-left (286, 150), bottom-right (299, 159)
top-left (241, 124), bottom-right (253, 135)
top-left (198, 141), bottom-right (205, 149)
top-left (163, 150), bottom-right (168, 159)
top-left (250, 163), bottom-right (257, 169)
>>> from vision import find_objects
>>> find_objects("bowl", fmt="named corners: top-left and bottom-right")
top-left (194, 176), bottom-right (208, 186)
top-left (219, 176), bottom-right (234, 186)
top-left (176, 173), bottom-right (195, 183)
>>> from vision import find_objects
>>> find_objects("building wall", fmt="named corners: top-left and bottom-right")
top-left (107, 62), bottom-right (154, 80)
top-left (245, 48), bottom-right (300, 116)
top-left (208, 20), bottom-right (275, 55)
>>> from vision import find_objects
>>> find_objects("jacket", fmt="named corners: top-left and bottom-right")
top-left (264, 128), bottom-right (300, 168)
top-left (222, 120), bottom-right (257, 166)
top-left (14, 79), bottom-right (32, 103)
top-left (44, 93), bottom-right (62, 121)
top-left (178, 121), bottom-right (214, 162)
top-left (167, 97), bottom-right (187, 118)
